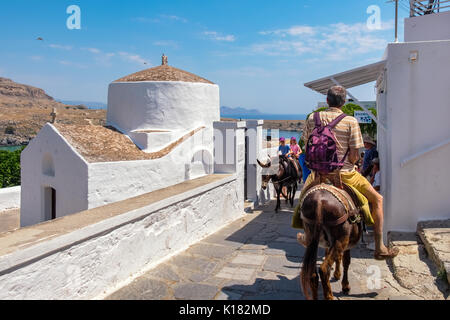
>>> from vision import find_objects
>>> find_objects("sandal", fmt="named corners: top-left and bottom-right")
top-left (374, 247), bottom-right (400, 260)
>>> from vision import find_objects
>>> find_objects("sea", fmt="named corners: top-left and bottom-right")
top-left (223, 113), bottom-right (307, 121)
top-left (0, 146), bottom-right (23, 152)
top-left (223, 113), bottom-right (306, 142)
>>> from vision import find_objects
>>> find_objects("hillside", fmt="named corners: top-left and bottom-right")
top-left (0, 78), bottom-right (106, 146)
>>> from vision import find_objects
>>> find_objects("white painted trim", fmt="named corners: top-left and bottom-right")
top-left (0, 174), bottom-right (237, 274)
top-left (400, 137), bottom-right (450, 167)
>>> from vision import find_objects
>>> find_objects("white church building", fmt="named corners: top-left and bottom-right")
top-left (20, 57), bottom-right (220, 227)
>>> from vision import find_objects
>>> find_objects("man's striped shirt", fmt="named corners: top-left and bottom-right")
top-left (302, 107), bottom-right (364, 172)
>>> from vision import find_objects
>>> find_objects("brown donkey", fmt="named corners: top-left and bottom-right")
top-left (300, 186), bottom-right (362, 300)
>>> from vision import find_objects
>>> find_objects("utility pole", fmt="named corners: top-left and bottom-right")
top-left (387, 0), bottom-right (400, 42)
top-left (394, 0), bottom-right (399, 42)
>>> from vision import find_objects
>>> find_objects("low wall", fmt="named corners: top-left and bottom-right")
top-left (0, 187), bottom-right (21, 211)
top-left (0, 174), bottom-right (244, 300)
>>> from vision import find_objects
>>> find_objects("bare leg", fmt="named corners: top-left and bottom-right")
top-left (359, 182), bottom-right (398, 258)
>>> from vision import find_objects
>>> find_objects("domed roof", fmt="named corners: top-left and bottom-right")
top-left (114, 55), bottom-right (214, 84)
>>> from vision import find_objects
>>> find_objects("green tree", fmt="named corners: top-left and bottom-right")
top-left (0, 147), bottom-right (24, 188)
top-left (306, 103), bottom-right (377, 138)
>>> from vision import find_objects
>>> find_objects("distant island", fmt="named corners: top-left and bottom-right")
top-left (57, 100), bottom-right (108, 110)
top-left (220, 106), bottom-right (263, 116)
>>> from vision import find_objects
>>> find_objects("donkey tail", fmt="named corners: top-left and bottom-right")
top-left (301, 199), bottom-right (322, 300)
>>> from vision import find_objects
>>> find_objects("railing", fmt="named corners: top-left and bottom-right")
top-left (410, 0), bottom-right (450, 16)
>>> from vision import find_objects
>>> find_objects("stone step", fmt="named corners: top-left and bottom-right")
top-left (417, 219), bottom-right (450, 286)
top-left (388, 231), bottom-right (448, 299)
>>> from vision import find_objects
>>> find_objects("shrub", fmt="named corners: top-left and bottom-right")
top-left (0, 147), bottom-right (24, 188)
top-left (4, 126), bottom-right (15, 134)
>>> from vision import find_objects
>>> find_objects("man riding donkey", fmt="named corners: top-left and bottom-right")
top-left (293, 86), bottom-right (399, 261)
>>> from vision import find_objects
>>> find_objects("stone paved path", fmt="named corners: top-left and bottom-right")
top-left (106, 199), bottom-right (448, 300)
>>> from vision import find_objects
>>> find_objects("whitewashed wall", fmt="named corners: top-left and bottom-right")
top-left (0, 187), bottom-right (21, 211)
top-left (380, 40), bottom-right (450, 233)
top-left (0, 175), bottom-right (244, 300)
top-left (20, 124), bottom-right (89, 227)
top-left (245, 120), bottom-right (264, 205)
top-left (107, 81), bottom-right (220, 134)
top-left (213, 121), bottom-right (246, 213)
top-left (87, 128), bottom-right (214, 208)
top-left (404, 11), bottom-right (450, 42)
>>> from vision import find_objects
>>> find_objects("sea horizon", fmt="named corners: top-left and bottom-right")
top-left (221, 113), bottom-right (308, 121)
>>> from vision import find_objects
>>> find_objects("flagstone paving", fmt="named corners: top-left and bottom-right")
top-left (106, 199), bottom-right (449, 300)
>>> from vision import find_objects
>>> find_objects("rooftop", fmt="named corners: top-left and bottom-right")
top-left (54, 124), bottom-right (204, 163)
top-left (114, 56), bottom-right (214, 84)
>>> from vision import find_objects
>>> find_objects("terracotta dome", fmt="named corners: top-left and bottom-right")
top-left (114, 65), bottom-right (214, 84)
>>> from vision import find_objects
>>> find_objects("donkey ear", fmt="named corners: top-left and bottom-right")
top-left (257, 159), bottom-right (271, 168)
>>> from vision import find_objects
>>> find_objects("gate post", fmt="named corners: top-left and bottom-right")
top-left (244, 120), bottom-right (264, 206)
top-left (213, 121), bottom-right (247, 212)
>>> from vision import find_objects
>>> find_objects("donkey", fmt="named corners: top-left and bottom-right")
top-left (299, 183), bottom-right (363, 300)
top-left (257, 155), bottom-right (301, 212)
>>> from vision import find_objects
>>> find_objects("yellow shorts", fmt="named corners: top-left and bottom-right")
top-left (292, 170), bottom-right (375, 229)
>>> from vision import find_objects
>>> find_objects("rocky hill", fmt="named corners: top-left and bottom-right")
top-left (0, 78), bottom-right (106, 146)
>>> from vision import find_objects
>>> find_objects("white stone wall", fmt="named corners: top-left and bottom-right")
top-left (404, 11), bottom-right (450, 42)
top-left (379, 40), bottom-right (450, 233)
top-left (20, 124), bottom-right (89, 227)
top-left (0, 175), bottom-right (243, 300)
top-left (0, 187), bottom-right (21, 211)
top-left (87, 128), bottom-right (213, 208)
top-left (107, 81), bottom-right (220, 134)
top-left (213, 121), bottom-right (246, 213)
top-left (245, 120), bottom-right (264, 205)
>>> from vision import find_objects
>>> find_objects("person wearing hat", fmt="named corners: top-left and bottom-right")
top-left (362, 136), bottom-right (378, 178)
top-left (278, 137), bottom-right (290, 156)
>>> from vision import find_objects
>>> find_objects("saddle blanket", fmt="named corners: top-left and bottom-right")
top-left (292, 182), bottom-right (374, 229)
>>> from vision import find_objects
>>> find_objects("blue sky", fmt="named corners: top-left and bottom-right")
top-left (0, 0), bottom-right (411, 114)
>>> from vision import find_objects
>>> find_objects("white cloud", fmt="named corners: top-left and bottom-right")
top-left (49, 44), bottom-right (73, 51)
top-left (30, 56), bottom-right (44, 61)
top-left (160, 15), bottom-right (188, 23)
top-left (132, 17), bottom-right (160, 23)
top-left (86, 48), bottom-right (101, 54)
top-left (260, 25), bottom-right (316, 37)
top-left (118, 52), bottom-right (149, 65)
top-left (254, 21), bottom-right (392, 61)
top-left (153, 40), bottom-right (179, 49)
top-left (203, 31), bottom-right (236, 42)
top-left (133, 14), bottom-right (188, 24)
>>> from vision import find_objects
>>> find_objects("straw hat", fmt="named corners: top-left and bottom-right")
top-left (363, 136), bottom-right (376, 146)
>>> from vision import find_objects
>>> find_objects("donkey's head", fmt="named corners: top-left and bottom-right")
top-left (257, 155), bottom-right (273, 190)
